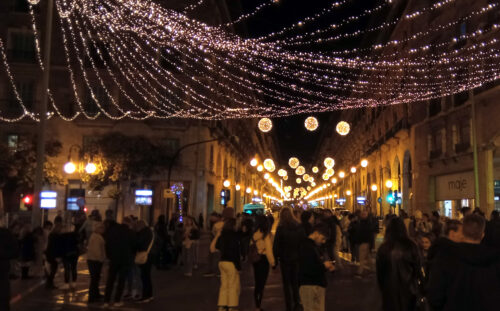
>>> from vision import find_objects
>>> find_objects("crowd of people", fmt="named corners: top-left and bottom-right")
top-left (2, 205), bottom-right (500, 311)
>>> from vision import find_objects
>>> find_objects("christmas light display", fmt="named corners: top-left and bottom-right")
top-left (304, 116), bottom-right (319, 131)
top-left (258, 118), bottom-right (273, 132)
top-left (295, 166), bottom-right (305, 176)
top-left (336, 122), bottom-right (351, 136)
top-left (289, 157), bottom-right (300, 169)
top-left (0, 0), bottom-right (498, 121)
top-left (312, 166), bottom-right (319, 173)
top-left (263, 159), bottom-right (275, 172)
top-left (324, 157), bottom-right (335, 169)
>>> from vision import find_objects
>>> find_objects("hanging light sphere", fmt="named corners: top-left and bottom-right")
top-left (324, 157), bottom-right (335, 169)
top-left (303, 174), bottom-right (310, 182)
top-left (27, 0), bottom-right (41, 5)
top-left (322, 173), bottom-right (329, 181)
top-left (264, 173), bottom-right (270, 180)
top-left (223, 180), bottom-right (231, 188)
top-left (331, 177), bottom-right (338, 184)
top-left (336, 121), bottom-right (351, 136)
top-left (351, 167), bottom-right (357, 173)
top-left (371, 184), bottom-right (378, 191)
top-left (288, 157), bottom-right (299, 169)
top-left (361, 159), bottom-right (369, 168)
top-left (296, 178), bottom-right (302, 184)
top-left (263, 159), bottom-right (275, 172)
top-left (235, 184), bottom-right (241, 191)
top-left (246, 187), bottom-right (252, 194)
top-left (311, 182), bottom-right (316, 187)
top-left (346, 190), bottom-right (352, 196)
top-left (339, 171), bottom-right (346, 178)
top-left (385, 180), bottom-right (393, 189)
top-left (254, 190), bottom-right (258, 195)
top-left (307, 186), bottom-right (311, 191)
top-left (257, 165), bottom-right (264, 172)
top-left (309, 176), bottom-right (314, 182)
top-left (295, 166), bottom-right (305, 176)
top-left (64, 162), bottom-right (76, 174)
top-left (250, 158), bottom-right (258, 167)
top-left (312, 166), bottom-right (319, 173)
top-left (304, 116), bottom-right (319, 131)
top-left (258, 118), bottom-right (273, 133)
top-left (326, 168), bottom-right (334, 176)
top-left (283, 175), bottom-right (288, 181)
top-left (278, 169), bottom-right (287, 177)
top-left (85, 163), bottom-right (97, 174)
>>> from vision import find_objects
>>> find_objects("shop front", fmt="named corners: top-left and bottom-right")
top-left (435, 171), bottom-right (475, 219)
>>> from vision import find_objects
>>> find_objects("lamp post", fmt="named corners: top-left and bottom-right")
top-left (32, 0), bottom-right (55, 227)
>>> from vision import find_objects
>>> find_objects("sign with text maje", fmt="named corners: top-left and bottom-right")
top-left (436, 171), bottom-right (475, 201)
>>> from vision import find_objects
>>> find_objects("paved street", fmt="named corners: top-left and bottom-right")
top-left (12, 234), bottom-right (381, 311)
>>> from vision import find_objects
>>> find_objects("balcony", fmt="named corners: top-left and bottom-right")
top-left (429, 150), bottom-right (442, 159)
top-left (455, 142), bottom-right (470, 153)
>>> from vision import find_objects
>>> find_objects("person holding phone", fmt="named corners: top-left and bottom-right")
top-left (298, 224), bottom-right (335, 311)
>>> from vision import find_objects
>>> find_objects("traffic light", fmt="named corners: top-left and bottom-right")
top-left (22, 194), bottom-right (33, 210)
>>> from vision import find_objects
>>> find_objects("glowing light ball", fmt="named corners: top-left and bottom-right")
top-left (246, 187), bottom-right (252, 194)
top-left (278, 169), bottom-right (287, 177)
top-left (28, 0), bottom-right (40, 5)
top-left (338, 171), bottom-right (345, 178)
top-left (336, 121), bottom-right (350, 136)
top-left (371, 184), bottom-right (378, 191)
top-left (263, 159), bottom-right (275, 171)
top-left (307, 186), bottom-right (311, 191)
top-left (258, 118), bottom-right (273, 132)
top-left (85, 163), bottom-right (97, 174)
top-left (295, 166), bottom-right (305, 176)
top-left (254, 190), bottom-right (258, 195)
top-left (312, 166), bottom-right (319, 173)
top-left (361, 159), bottom-right (369, 168)
top-left (283, 175), bottom-right (288, 180)
top-left (223, 180), bottom-right (231, 188)
top-left (235, 184), bottom-right (241, 191)
top-left (326, 168), bottom-right (334, 176)
top-left (322, 173), bottom-right (329, 181)
top-left (351, 167), bottom-right (357, 173)
top-left (331, 178), bottom-right (338, 184)
top-left (324, 157), bottom-right (335, 169)
top-left (257, 165), bottom-right (264, 172)
top-left (309, 177), bottom-right (314, 182)
top-left (296, 178), bottom-right (302, 184)
top-left (346, 190), bottom-right (352, 196)
top-left (288, 157), bottom-right (299, 169)
top-left (264, 173), bottom-right (270, 180)
top-left (250, 158), bottom-right (258, 167)
top-left (64, 162), bottom-right (76, 174)
top-left (304, 116), bottom-right (319, 131)
top-left (311, 182), bottom-right (316, 187)
top-left (303, 174), bottom-right (310, 182)
top-left (385, 180), bottom-right (393, 189)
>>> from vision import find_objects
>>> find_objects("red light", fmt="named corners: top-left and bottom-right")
top-left (83, 207), bottom-right (88, 213)
top-left (23, 195), bottom-right (32, 204)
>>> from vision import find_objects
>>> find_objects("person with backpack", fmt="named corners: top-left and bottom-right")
top-left (250, 215), bottom-right (276, 311)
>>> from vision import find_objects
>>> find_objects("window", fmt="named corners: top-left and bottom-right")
top-left (84, 86), bottom-right (110, 116)
top-left (454, 119), bottom-right (471, 152)
top-left (8, 30), bottom-right (36, 63)
top-left (428, 98), bottom-right (442, 117)
top-left (428, 128), bottom-right (445, 159)
top-left (9, 81), bottom-right (34, 111)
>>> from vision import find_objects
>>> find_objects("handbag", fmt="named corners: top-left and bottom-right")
top-left (135, 230), bottom-right (155, 265)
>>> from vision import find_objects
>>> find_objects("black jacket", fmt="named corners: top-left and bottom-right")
top-left (137, 227), bottom-right (154, 253)
top-left (376, 238), bottom-right (423, 311)
top-left (355, 218), bottom-right (373, 244)
top-left (216, 229), bottom-right (241, 270)
top-left (273, 223), bottom-right (306, 264)
top-left (105, 222), bottom-right (138, 265)
top-left (426, 242), bottom-right (500, 311)
top-left (299, 238), bottom-right (327, 287)
top-left (483, 219), bottom-right (500, 250)
top-left (46, 229), bottom-right (65, 259)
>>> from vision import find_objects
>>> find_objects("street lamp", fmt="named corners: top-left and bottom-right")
top-left (250, 158), bottom-right (258, 167)
top-left (85, 163), bottom-right (97, 174)
top-left (257, 165), bottom-right (264, 172)
top-left (385, 180), bottom-right (393, 189)
top-left (361, 159), bottom-right (369, 168)
top-left (371, 184), bottom-right (378, 191)
top-left (223, 180), bottom-right (231, 188)
top-left (64, 162), bottom-right (76, 174)
top-left (235, 184), bottom-right (241, 191)
top-left (346, 190), bottom-right (352, 196)
top-left (339, 171), bottom-right (345, 178)
top-left (246, 187), bottom-right (252, 194)
top-left (350, 167), bottom-right (357, 174)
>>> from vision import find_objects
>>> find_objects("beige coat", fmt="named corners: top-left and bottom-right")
top-left (252, 230), bottom-right (275, 267)
top-left (87, 233), bottom-right (106, 262)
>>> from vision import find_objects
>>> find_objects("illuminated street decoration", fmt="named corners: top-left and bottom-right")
top-left (304, 116), bottom-right (319, 131)
top-left (326, 168), bottom-right (334, 176)
top-left (295, 166), bottom-right (305, 176)
top-left (312, 166), bottom-right (319, 173)
top-left (324, 157), bottom-right (335, 169)
top-left (278, 169), bottom-right (287, 177)
top-left (0, 0), bottom-right (498, 122)
top-left (263, 159), bottom-right (275, 172)
top-left (289, 157), bottom-right (300, 169)
top-left (296, 178), bottom-right (302, 184)
top-left (258, 118), bottom-right (273, 132)
top-left (303, 174), bottom-right (310, 182)
top-left (336, 121), bottom-right (351, 136)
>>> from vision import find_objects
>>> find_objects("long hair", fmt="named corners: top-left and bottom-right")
top-left (254, 215), bottom-right (270, 237)
top-left (223, 218), bottom-right (236, 232)
top-left (383, 217), bottom-right (410, 245)
top-left (279, 208), bottom-right (297, 229)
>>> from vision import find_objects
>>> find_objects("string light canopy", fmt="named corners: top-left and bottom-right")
top-left (312, 166), bottom-right (319, 173)
top-left (304, 116), bottom-right (319, 131)
top-left (336, 121), bottom-right (351, 136)
top-left (1, 0), bottom-right (499, 122)
top-left (258, 118), bottom-right (273, 132)
top-left (278, 169), bottom-right (287, 177)
top-left (295, 166), bottom-right (306, 176)
top-left (263, 159), bottom-right (275, 172)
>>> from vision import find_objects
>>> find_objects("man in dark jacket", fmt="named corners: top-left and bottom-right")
top-left (483, 210), bottom-right (500, 250)
top-left (299, 224), bottom-right (335, 311)
top-left (0, 222), bottom-right (19, 311)
top-left (136, 220), bottom-right (154, 303)
top-left (355, 210), bottom-right (373, 278)
top-left (45, 217), bottom-right (64, 289)
top-left (427, 214), bottom-right (500, 311)
top-left (104, 218), bottom-right (138, 307)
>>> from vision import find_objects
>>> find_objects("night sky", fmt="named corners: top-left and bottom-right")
top-left (228, 0), bottom-right (378, 168)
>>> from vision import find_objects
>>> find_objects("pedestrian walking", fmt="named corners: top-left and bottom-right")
top-left (298, 224), bottom-right (335, 311)
top-left (251, 215), bottom-right (276, 311)
top-left (61, 224), bottom-right (80, 290)
top-left (153, 215), bottom-right (170, 269)
top-left (19, 223), bottom-right (35, 279)
top-left (87, 222), bottom-right (105, 303)
top-left (427, 214), bottom-right (500, 311)
top-left (45, 217), bottom-right (64, 289)
top-left (300, 210), bottom-right (314, 236)
top-left (135, 220), bottom-right (155, 303)
top-left (212, 218), bottom-right (241, 311)
top-left (0, 216), bottom-right (19, 311)
top-left (182, 216), bottom-right (198, 277)
top-left (104, 218), bottom-right (138, 307)
top-left (347, 213), bottom-right (359, 263)
top-left (273, 207), bottom-right (305, 311)
top-left (355, 210), bottom-right (374, 278)
top-left (376, 217), bottom-right (425, 311)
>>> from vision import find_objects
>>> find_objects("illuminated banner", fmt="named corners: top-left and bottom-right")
top-left (436, 171), bottom-right (474, 201)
